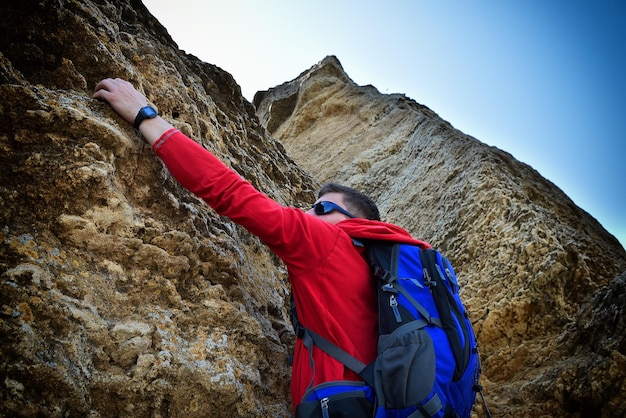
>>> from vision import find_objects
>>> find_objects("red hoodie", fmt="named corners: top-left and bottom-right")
top-left (152, 129), bottom-right (430, 408)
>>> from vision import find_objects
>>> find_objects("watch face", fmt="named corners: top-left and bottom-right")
top-left (142, 106), bottom-right (158, 118)
top-left (134, 106), bottom-right (158, 129)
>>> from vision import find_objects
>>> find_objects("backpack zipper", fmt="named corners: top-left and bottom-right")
top-left (319, 389), bottom-right (368, 417)
top-left (382, 284), bottom-right (403, 322)
top-left (389, 294), bottom-right (402, 322)
top-left (321, 397), bottom-right (330, 418)
top-left (423, 267), bottom-right (436, 288)
top-left (435, 264), bottom-right (447, 281)
top-left (444, 264), bottom-right (459, 293)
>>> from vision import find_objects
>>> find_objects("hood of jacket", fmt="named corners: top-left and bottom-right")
top-left (337, 218), bottom-right (431, 249)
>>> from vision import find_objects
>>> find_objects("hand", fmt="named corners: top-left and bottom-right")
top-left (92, 78), bottom-right (148, 124)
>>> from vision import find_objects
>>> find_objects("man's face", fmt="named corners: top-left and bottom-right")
top-left (306, 192), bottom-right (355, 224)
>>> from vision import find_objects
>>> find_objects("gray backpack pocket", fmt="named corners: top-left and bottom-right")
top-left (374, 326), bottom-right (437, 408)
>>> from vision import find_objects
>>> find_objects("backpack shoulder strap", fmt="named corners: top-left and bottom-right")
top-left (300, 327), bottom-right (374, 386)
top-left (291, 287), bottom-right (375, 386)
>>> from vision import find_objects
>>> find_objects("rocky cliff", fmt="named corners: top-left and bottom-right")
top-left (1, 0), bottom-right (314, 416)
top-left (254, 56), bottom-right (626, 417)
top-left (1, 0), bottom-right (625, 417)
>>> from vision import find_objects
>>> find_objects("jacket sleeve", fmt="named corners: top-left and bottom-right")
top-left (152, 129), bottom-right (336, 272)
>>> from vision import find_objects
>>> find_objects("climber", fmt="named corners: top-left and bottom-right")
top-left (92, 78), bottom-right (424, 413)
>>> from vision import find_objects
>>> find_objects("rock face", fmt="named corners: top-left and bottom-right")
top-left (1, 1), bottom-right (315, 417)
top-left (254, 56), bottom-right (626, 417)
top-left (1, 0), bottom-right (625, 416)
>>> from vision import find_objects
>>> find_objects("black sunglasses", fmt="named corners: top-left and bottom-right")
top-left (312, 201), bottom-right (355, 218)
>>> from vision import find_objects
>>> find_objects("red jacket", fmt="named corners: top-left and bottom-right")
top-left (152, 129), bottom-right (430, 408)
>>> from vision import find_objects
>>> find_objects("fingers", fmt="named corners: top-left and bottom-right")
top-left (92, 78), bottom-right (130, 96)
top-left (92, 78), bottom-right (148, 124)
top-left (91, 87), bottom-right (110, 101)
top-left (92, 78), bottom-right (122, 102)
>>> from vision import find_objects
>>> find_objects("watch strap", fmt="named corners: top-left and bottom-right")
top-left (133, 106), bottom-right (158, 130)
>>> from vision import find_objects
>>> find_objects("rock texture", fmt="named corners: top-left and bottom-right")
top-left (1, 1), bottom-right (315, 417)
top-left (254, 56), bottom-right (626, 417)
top-left (2, 0), bottom-right (625, 416)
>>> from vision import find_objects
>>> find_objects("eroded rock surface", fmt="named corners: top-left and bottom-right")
top-left (255, 56), bottom-right (626, 417)
top-left (2, 0), bottom-right (625, 415)
top-left (1, 1), bottom-right (315, 416)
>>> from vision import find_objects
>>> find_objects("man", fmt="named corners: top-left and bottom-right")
top-left (92, 78), bottom-right (429, 412)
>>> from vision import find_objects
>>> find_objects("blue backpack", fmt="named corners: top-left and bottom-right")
top-left (293, 241), bottom-right (489, 418)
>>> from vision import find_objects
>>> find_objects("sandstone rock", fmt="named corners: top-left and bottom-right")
top-left (2, 0), bottom-right (626, 416)
top-left (1, 0), bottom-right (315, 416)
top-left (255, 56), bottom-right (626, 417)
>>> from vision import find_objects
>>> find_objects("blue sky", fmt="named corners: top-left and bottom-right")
top-left (143, 0), bottom-right (625, 249)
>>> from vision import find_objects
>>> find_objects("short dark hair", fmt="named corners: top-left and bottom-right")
top-left (318, 183), bottom-right (381, 221)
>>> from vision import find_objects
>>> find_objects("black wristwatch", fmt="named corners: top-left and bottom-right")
top-left (133, 106), bottom-right (158, 130)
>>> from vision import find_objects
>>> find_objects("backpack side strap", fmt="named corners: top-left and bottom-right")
top-left (420, 249), bottom-right (472, 381)
top-left (394, 284), bottom-right (443, 328)
top-left (301, 318), bottom-right (433, 389)
top-left (378, 318), bottom-right (432, 352)
top-left (409, 393), bottom-right (444, 418)
top-left (301, 327), bottom-right (369, 381)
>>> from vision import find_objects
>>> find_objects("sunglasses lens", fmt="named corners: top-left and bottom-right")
top-left (313, 201), bottom-right (354, 218)
top-left (313, 202), bottom-right (328, 215)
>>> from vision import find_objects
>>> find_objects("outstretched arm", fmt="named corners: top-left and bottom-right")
top-left (92, 78), bottom-right (172, 145)
top-left (91, 78), bottom-right (336, 269)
